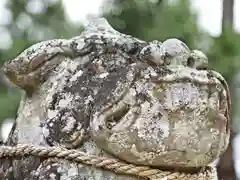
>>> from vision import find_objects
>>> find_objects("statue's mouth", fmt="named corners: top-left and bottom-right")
top-left (97, 86), bottom-right (140, 132)
top-left (104, 102), bottom-right (131, 129)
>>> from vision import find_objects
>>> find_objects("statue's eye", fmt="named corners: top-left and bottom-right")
top-left (187, 50), bottom-right (208, 70)
top-left (196, 66), bottom-right (208, 70)
top-left (187, 56), bottom-right (195, 67)
top-left (187, 55), bottom-right (208, 70)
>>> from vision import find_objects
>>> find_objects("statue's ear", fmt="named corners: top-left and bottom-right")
top-left (211, 70), bottom-right (231, 133)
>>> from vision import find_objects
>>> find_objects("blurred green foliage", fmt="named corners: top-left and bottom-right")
top-left (0, 0), bottom-right (239, 132)
top-left (102, 0), bottom-right (201, 47)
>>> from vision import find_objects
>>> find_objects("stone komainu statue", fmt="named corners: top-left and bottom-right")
top-left (0, 18), bottom-right (231, 180)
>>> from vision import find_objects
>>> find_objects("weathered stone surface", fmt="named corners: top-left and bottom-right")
top-left (0, 18), bottom-right (230, 180)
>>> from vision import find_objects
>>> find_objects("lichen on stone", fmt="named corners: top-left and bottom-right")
top-left (0, 18), bottom-right (229, 180)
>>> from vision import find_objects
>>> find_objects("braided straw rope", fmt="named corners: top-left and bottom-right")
top-left (0, 144), bottom-right (216, 180)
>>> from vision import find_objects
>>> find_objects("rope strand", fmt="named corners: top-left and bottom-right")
top-left (0, 144), bottom-right (216, 180)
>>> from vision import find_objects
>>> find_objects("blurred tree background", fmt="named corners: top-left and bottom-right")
top-left (0, 0), bottom-right (238, 179)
